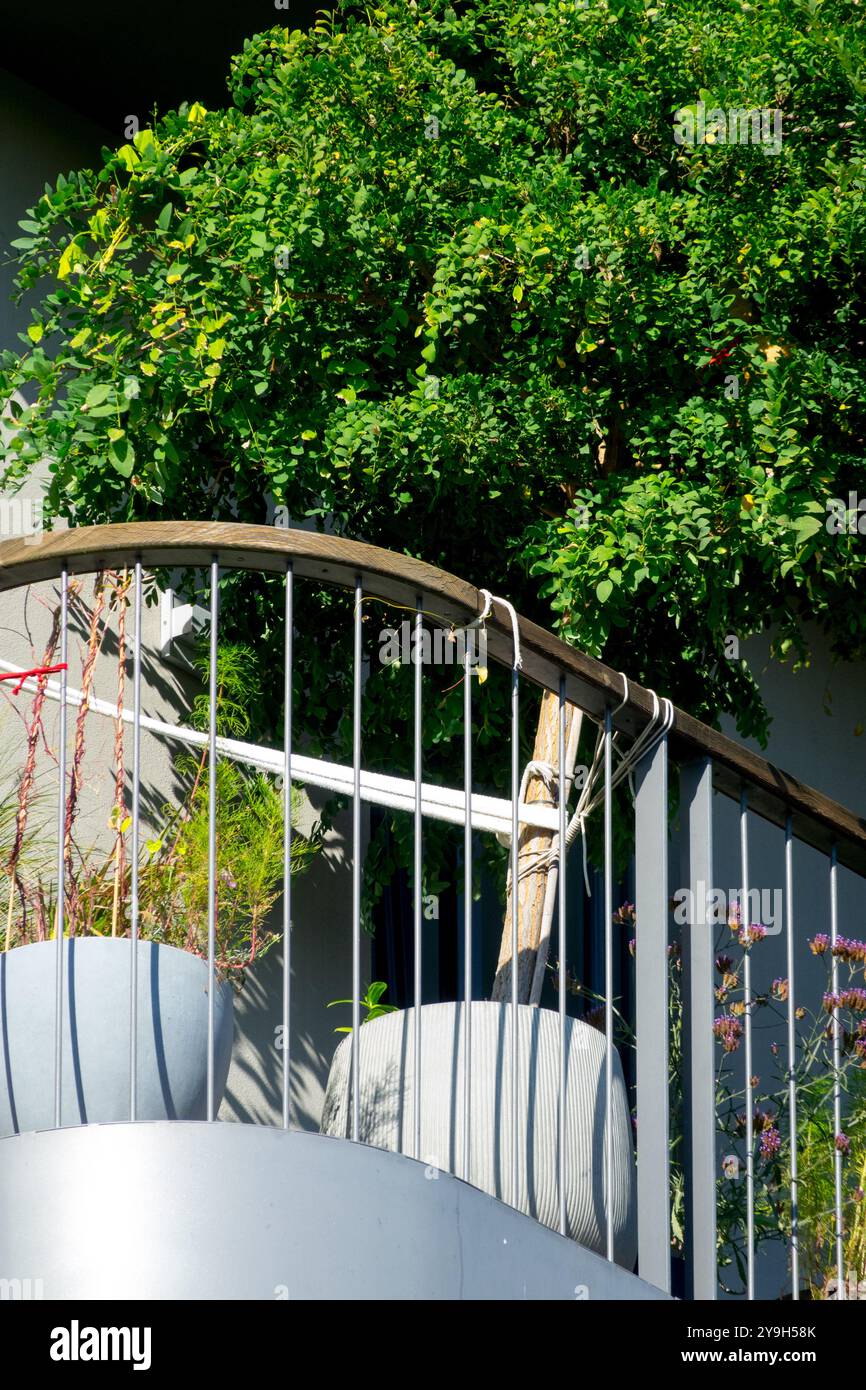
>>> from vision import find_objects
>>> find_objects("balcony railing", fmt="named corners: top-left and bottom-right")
top-left (0, 520), bottom-right (864, 1300)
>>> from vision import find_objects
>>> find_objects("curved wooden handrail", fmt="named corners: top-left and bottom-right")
top-left (0, 521), bottom-right (864, 874)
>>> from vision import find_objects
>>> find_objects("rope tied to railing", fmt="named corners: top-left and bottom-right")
top-left (477, 589), bottom-right (523, 669)
top-left (511, 680), bottom-right (674, 897)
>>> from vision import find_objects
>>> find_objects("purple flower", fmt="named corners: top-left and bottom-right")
top-left (810, 933), bottom-right (830, 955)
top-left (833, 937), bottom-right (866, 965)
top-left (713, 1014), bottom-right (743, 1053)
top-left (771, 977), bottom-right (789, 1001)
top-left (836, 1133), bottom-right (851, 1156)
top-left (716, 953), bottom-right (733, 974)
top-left (760, 1127), bottom-right (782, 1160)
top-left (739, 922), bottom-right (766, 947)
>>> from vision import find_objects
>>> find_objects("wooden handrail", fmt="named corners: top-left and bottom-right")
top-left (1, 521), bottom-right (864, 874)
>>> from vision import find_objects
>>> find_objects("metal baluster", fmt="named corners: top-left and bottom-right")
top-left (462, 637), bottom-right (473, 1183)
top-left (634, 729), bottom-right (671, 1291)
top-left (558, 675), bottom-right (568, 1237)
top-left (830, 844), bottom-right (845, 1298)
top-left (53, 565), bottom-right (69, 1129)
top-left (129, 559), bottom-right (142, 1121)
top-left (680, 757), bottom-right (717, 1301)
top-left (603, 703), bottom-right (614, 1261)
top-left (510, 641), bottom-right (519, 1210)
top-left (740, 789), bottom-right (755, 1299)
top-left (351, 576), bottom-right (363, 1142)
top-left (206, 558), bottom-right (219, 1122)
top-left (281, 561), bottom-right (293, 1131)
top-left (785, 815), bottom-right (799, 1298)
top-left (413, 596), bottom-right (423, 1161)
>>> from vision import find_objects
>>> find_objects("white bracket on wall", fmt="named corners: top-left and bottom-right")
top-left (159, 589), bottom-right (209, 661)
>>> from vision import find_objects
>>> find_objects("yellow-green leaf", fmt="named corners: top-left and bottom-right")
top-left (116, 144), bottom-right (140, 172)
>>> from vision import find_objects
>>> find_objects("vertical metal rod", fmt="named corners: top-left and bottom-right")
top-left (603, 704), bottom-right (614, 1262)
top-left (281, 562), bottom-right (293, 1131)
top-left (351, 576), bottom-right (363, 1142)
top-left (785, 816), bottom-right (799, 1299)
top-left (413, 596), bottom-right (423, 1162)
top-left (206, 558), bottom-right (219, 1122)
top-left (510, 650), bottom-right (519, 1209)
top-left (830, 844), bottom-right (845, 1298)
top-left (558, 675), bottom-right (568, 1237)
top-left (462, 640), bottom-right (473, 1183)
top-left (634, 734), bottom-right (671, 1292)
top-left (740, 789), bottom-right (755, 1299)
top-left (53, 565), bottom-right (69, 1130)
top-left (129, 559), bottom-right (143, 1121)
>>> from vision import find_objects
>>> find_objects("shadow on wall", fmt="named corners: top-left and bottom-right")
top-left (219, 801), bottom-right (369, 1132)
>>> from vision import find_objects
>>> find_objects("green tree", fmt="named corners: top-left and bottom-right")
top-left (2, 0), bottom-right (865, 974)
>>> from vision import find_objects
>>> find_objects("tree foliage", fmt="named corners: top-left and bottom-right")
top-left (2, 0), bottom-right (865, 764)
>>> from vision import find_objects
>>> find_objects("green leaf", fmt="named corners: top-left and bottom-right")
top-left (84, 384), bottom-right (112, 409)
top-left (791, 516), bottom-right (822, 541)
top-left (116, 144), bottom-right (140, 172)
top-left (596, 578), bottom-right (614, 603)
top-left (108, 437), bottom-right (135, 477)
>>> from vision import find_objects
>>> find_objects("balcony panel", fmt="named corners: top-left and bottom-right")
top-left (0, 1123), bottom-right (667, 1301)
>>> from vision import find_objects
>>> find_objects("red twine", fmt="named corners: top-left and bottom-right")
top-left (0, 664), bottom-right (69, 695)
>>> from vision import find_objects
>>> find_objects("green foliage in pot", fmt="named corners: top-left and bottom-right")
top-left (327, 979), bottom-right (397, 1033)
top-left (3, 577), bottom-right (315, 984)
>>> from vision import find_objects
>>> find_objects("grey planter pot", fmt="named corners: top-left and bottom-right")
top-left (320, 1000), bottom-right (637, 1267)
top-left (0, 938), bottom-right (234, 1138)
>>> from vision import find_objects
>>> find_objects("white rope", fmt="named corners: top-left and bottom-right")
top-left (478, 588), bottom-right (522, 669)
top-left (512, 682), bottom-right (675, 897)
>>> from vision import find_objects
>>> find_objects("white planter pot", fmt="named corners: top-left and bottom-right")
top-left (0, 937), bottom-right (234, 1138)
top-left (321, 1000), bottom-right (637, 1267)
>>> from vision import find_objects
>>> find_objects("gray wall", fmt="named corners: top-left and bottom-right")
top-left (0, 68), bottom-right (110, 347)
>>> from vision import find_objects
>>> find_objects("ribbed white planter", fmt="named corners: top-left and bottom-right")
top-left (0, 937), bottom-right (234, 1138)
top-left (321, 1000), bottom-right (637, 1267)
